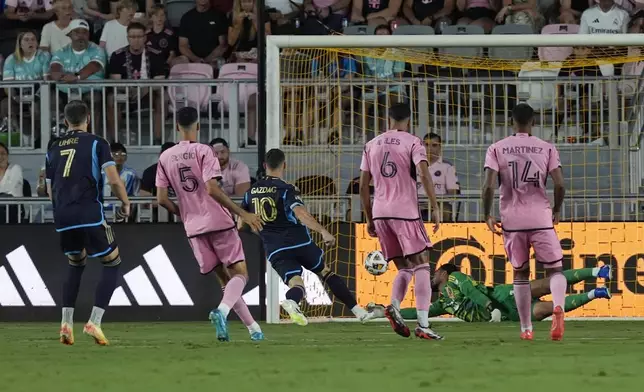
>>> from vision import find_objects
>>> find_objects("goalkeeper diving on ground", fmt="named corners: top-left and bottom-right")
top-left (367, 263), bottom-right (612, 322)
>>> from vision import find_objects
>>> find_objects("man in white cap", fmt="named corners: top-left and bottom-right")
top-left (49, 19), bottom-right (106, 133)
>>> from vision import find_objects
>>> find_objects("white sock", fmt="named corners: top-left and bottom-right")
top-left (351, 305), bottom-right (367, 319)
top-left (588, 289), bottom-right (596, 300)
top-left (217, 304), bottom-right (231, 319)
top-left (592, 267), bottom-right (600, 277)
top-left (247, 322), bottom-right (262, 334)
top-left (89, 306), bottom-right (105, 326)
top-left (521, 325), bottom-right (533, 333)
top-left (417, 310), bottom-right (429, 328)
top-left (391, 299), bottom-right (401, 310)
top-left (62, 307), bottom-right (74, 324)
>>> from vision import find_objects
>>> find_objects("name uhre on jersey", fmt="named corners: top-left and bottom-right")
top-left (251, 186), bottom-right (277, 194)
top-left (501, 146), bottom-right (543, 154)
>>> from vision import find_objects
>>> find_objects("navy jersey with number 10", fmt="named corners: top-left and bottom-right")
top-left (46, 131), bottom-right (115, 232)
top-left (241, 176), bottom-right (311, 260)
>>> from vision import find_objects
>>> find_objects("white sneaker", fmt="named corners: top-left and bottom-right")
top-left (281, 299), bottom-right (308, 326)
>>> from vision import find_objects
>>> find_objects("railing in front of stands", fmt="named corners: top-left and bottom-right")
top-left (0, 195), bottom-right (641, 224)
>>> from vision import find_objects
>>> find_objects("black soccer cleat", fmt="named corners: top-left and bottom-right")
top-left (384, 305), bottom-right (411, 338)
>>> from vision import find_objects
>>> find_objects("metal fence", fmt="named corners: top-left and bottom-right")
top-left (0, 195), bottom-right (640, 224)
top-left (1, 75), bottom-right (641, 152)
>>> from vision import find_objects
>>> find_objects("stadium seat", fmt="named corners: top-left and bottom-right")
top-left (538, 24), bottom-right (579, 62)
top-left (489, 24), bottom-right (534, 62)
top-left (392, 25), bottom-right (434, 35)
top-left (518, 61), bottom-right (561, 112)
top-left (343, 25), bottom-right (375, 35)
top-left (439, 25), bottom-right (485, 59)
top-left (217, 63), bottom-right (258, 113)
top-left (168, 63), bottom-right (213, 112)
top-left (165, 0), bottom-right (195, 28)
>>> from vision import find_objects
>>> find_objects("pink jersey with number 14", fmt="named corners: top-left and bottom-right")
top-left (155, 141), bottom-right (235, 237)
top-left (484, 133), bottom-right (561, 231)
top-left (360, 130), bottom-right (428, 220)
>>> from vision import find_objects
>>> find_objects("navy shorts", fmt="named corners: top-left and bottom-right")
top-left (270, 243), bottom-right (324, 284)
top-left (59, 222), bottom-right (117, 258)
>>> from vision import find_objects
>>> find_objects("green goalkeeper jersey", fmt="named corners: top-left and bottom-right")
top-left (428, 272), bottom-right (493, 322)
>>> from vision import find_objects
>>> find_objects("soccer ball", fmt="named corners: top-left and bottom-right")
top-left (364, 250), bottom-right (388, 276)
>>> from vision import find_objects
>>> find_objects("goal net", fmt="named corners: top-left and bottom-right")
top-left (264, 33), bottom-right (644, 323)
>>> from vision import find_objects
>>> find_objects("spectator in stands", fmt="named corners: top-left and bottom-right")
top-left (456, 0), bottom-right (497, 33)
top-left (3, 0), bottom-right (54, 30)
top-left (1, 31), bottom-right (50, 143)
top-left (211, 0), bottom-right (233, 14)
top-left (363, 25), bottom-right (406, 132)
top-left (228, 0), bottom-right (271, 62)
top-left (495, 0), bottom-right (541, 31)
top-left (0, 142), bottom-right (24, 197)
top-left (73, 0), bottom-right (116, 28)
top-left (209, 137), bottom-right (251, 196)
top-left (579, 0), bottom-right (628, 34)
top-left (629, 9), bottom-right (644, 33)
top-left (560, 0), bottom-right (593, 24)
top-left (40, 0), bottom-right (73, 54)
top-left (300, 0), bottom-right (351, 33)
top-left (147, 4), bottom-right (178, 66)
top-left (400, 0), bottom-right (454, 33)
top-left (106, 142), bottom-right (139, 196)
top-left (420, 132), bottom-right (459, 222)
top-left (265, 0), bottom-right (300, 34)
top-left (140, 141), bottom-right (175, 198)
top-left (100, 0), bottom-right (137, 59)
top-left (351, 0), bottom-right (402, 26)
top-left (106, 22), bottom-right (167, 143)
top-left (49, 19), bottom-right (106, 133)
top-left (177, 0), bottom-right (230, 70)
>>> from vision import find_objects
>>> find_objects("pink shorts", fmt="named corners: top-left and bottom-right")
top-left (503, 229), bottom-right (563, 270)
top-left (188, 229), bottom-right (246, 274)
top-left (374, 219), bottom-right (431, 261)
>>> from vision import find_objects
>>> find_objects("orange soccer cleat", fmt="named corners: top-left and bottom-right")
top-left (520, 330), bottom-right (534, 341)
top-left (550, 306), bottom-right (565, 341)
top-left (59, 323), bottom-right (74, 345)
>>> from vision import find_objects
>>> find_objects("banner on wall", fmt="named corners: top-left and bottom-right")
top-left (355, 223), bottom-right (644, 318)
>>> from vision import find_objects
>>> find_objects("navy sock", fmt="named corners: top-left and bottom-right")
top-left (285, 286), bottom-right (305, 305)
top-left (324, 272), bottom-right (357, 309)
top-left (62, 264), bottom-right (86, 308)
top-left (95, 264), bottom-right (120, 309)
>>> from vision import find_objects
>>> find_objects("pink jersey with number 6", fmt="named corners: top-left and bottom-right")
top-left (360, 130), bottom-right (428, 220)
top-left (484, 133), bottom-right (561, 232)
top-left (156, 140), bottom-right (235, 237)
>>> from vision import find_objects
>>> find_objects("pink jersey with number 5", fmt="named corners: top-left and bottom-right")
top-left (484, 133), bottom-right (561, 231)
top-left (360, 130), bottom-right (428, 220)
top-left (156, 140), bottom-right (235, 237)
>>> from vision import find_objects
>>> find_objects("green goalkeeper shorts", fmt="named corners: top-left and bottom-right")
top-left (491, 285), bottom-right (541, 322)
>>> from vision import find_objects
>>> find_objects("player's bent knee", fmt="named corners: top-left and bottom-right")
top-left (99, 248), bottom-right (122, 267)
top-left (227, 260), bottom-right (249, 281)
top-left (214, 264), bottom-right (230, 286)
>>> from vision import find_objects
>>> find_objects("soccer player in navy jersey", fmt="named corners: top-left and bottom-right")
top-left (46, 100), bottom-right (131, 346)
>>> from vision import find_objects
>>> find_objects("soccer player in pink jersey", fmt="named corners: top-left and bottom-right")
top-left (155, 107), bottom-right (264, 342)
top-left (359, 102), bottom-right (443, 340)
top-left (482, 103), bottom-right (567, 341)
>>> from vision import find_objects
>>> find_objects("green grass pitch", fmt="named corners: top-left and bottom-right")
top-left (1, 321), bottom-right (643, 392)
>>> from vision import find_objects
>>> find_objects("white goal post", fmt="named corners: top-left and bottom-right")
top-left (263, 33), bottom-right (644, 324)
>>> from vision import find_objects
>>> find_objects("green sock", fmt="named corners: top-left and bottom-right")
top-left (564, 292), bottom-right (593, 312)
top-left (563, 268), bottom-right (595, 285)
top-left (400, 308), bottom-right (417, 320)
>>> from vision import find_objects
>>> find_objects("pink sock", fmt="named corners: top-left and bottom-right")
top-left (221, 286), bottom-right (256, 327)
top-left (413, 264), bottom-right (431, 311)
top-left (513, 279), bottom-right (532, 331)
top-left (220, 275), bottom-right (247, 310)
top-left (391, 268), bottom-right (413, 309)
top-left (549, 272), bottom-right (566, 310)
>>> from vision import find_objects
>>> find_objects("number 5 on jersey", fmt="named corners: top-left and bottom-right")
top-left (178, 166), bottom-right (199, 192)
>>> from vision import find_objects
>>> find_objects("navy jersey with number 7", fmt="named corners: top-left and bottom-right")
top-left (46, 131), bottom-right (115, 231)
top-left (241, 176), bottom-right (311, 259)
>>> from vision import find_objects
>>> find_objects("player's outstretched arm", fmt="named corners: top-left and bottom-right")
top-left (292, 205), bottom-right (335, 246)
top-left (417, 160), bottom-right (440, 232)
top-left (206, 179), bottom-right (263, 232)
top-left (550, 167), bottom-right (565, 225)
top-left (156, 186), bottom-right (180, 216)
top-left (104, 165), bottom-right (131, 215)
